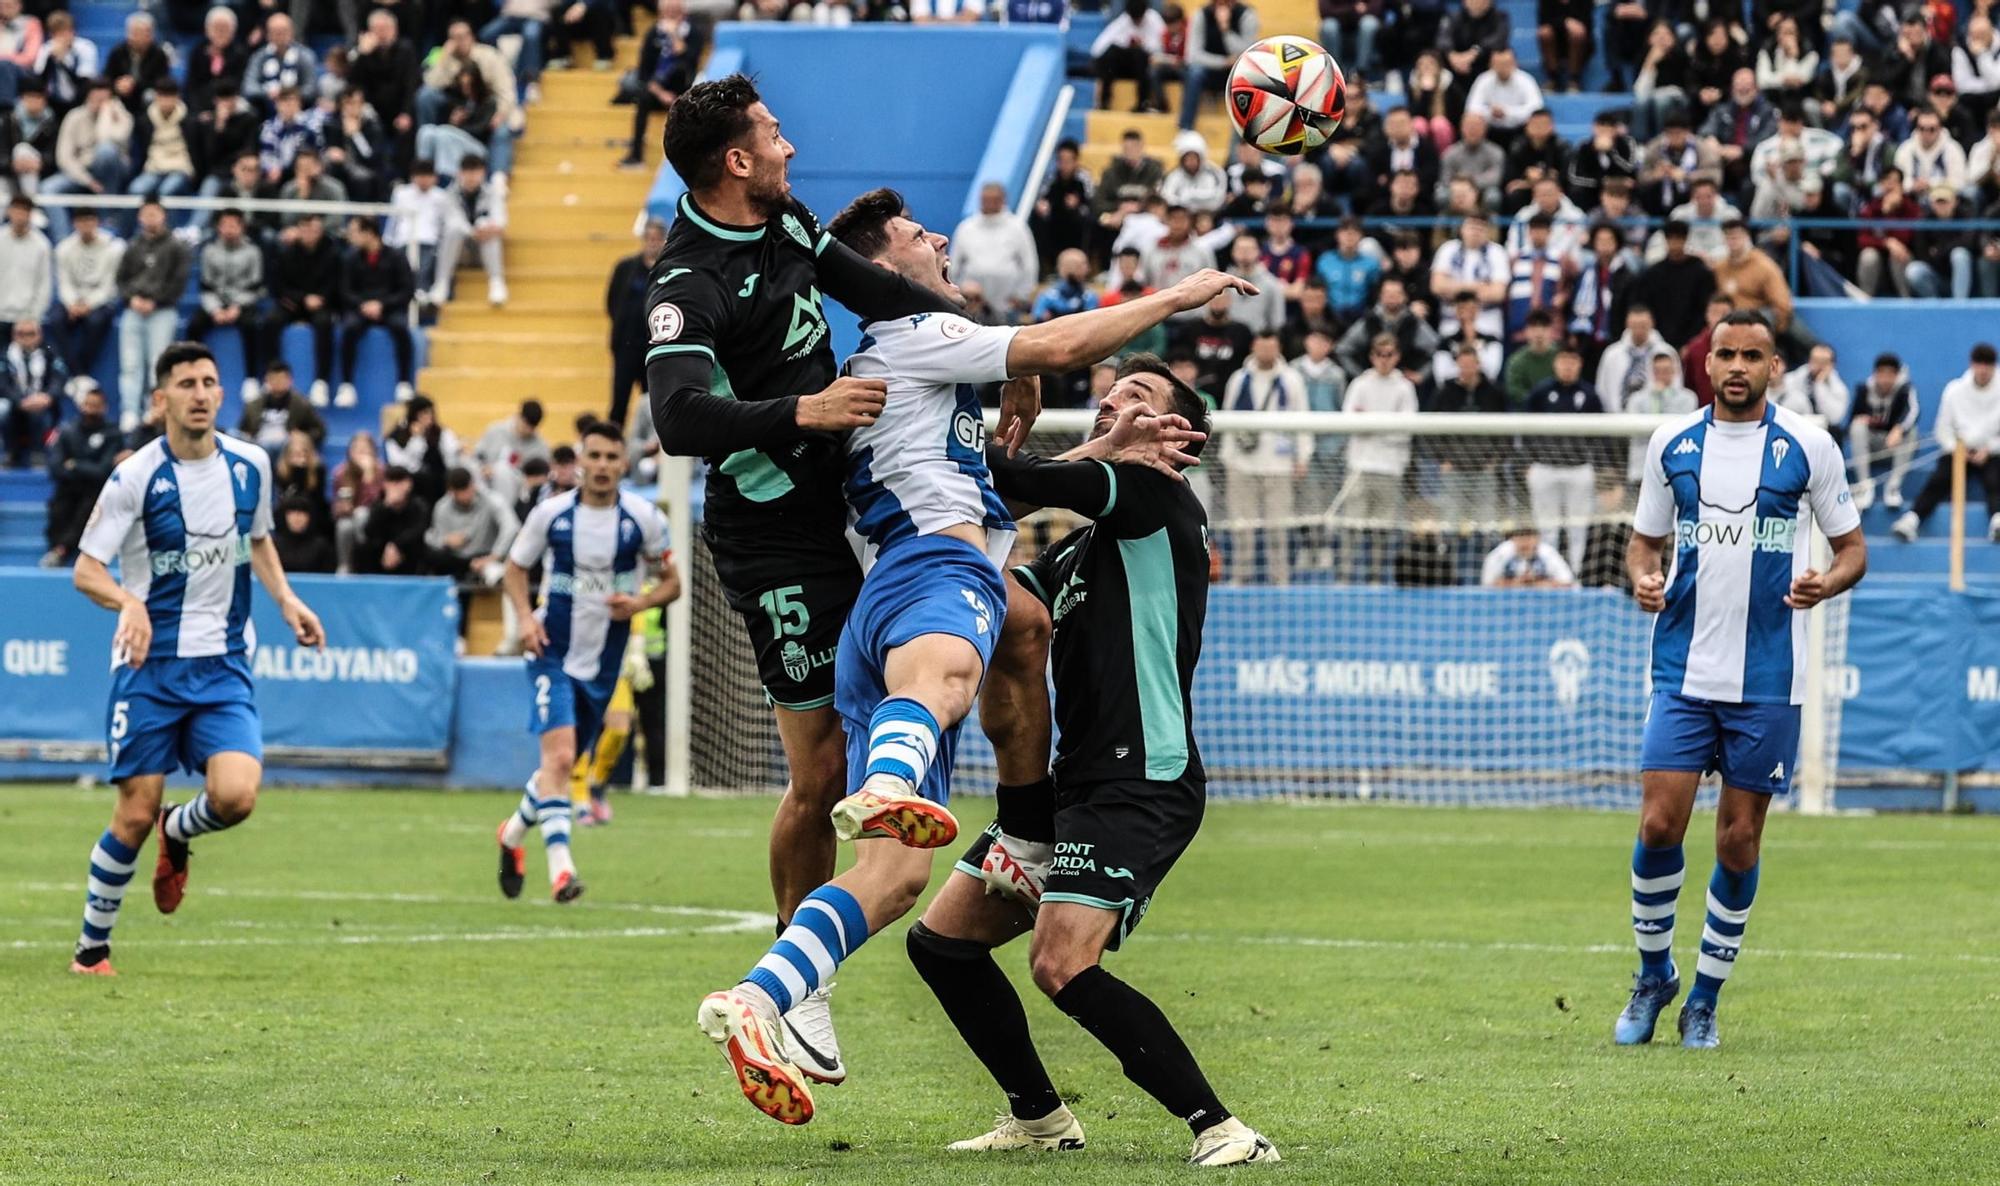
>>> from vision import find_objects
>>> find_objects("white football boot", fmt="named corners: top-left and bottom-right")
top-left (948, 1105), bottom-right (1086, 1152)
top-left (1189, 1118), bottom-right (1281, 1166)
top-left (979, 833), bottom-right (1053, 911)
top-left (780, 983), bottom-right (846, 1085)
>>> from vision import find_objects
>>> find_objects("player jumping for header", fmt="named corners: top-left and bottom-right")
top-left (1618, 310), bottom-right (1866, 1049)
top-left (68, 341), bottom-right (325, 976)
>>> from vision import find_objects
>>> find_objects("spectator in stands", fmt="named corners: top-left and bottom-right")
top-left (1909, 183), bottom-right (1976, 299)
top-left (1336, 332), bottom-right (1417, 584)
top-left (1679, 293), bottom-right (1735, 406)
top-left (1968, 111), bottom-right (2000, 207)
top-left (274, 492), bottom-right (338, 573)
top-left (6, 81), bottom-right (58, 198)
top-left (1590, 177), bottom-right (1648, 254)
top-left (1281, 161), bottom-right (1339, 232)
top-left (259, 87), bottom-right (324, 182)
top-left (546, 442), bottom-right (579, 495)
top-left (42, 79), bottom-right (132, 244)
top-left (41, 379), bottom-right (114, 565)
top-left (1568, 221), bottom-right (1638, 365)
top-left (1565, 112), bottom-right (1639, 212)
top-left (49, 206), bottom-right (120, 372)
top-left (1629, 20), bottom-right (1690, 141)
top-left (338, 213), bottom-right (417, 406)
top-left (1366, 105), bottom-right (1438, 199)
top-left (1031, 140), bottom-right (1094, 267)
top-left (1466, 47), bottom-right (1542, 148)
top-left (182, 6), bottom-right (245, 112)
top-left (186, 208), bottom-right (268, 396)
top-left (1777, 343), bottom-right (1850, 426)
top-left (1700, 67), bottom-right (1778, 196)
top-left (1850, 351), bottom-right (1919, 510)
top-left (1842, 106), bottom-right (1894, 209)
top-left (113, 199), bottom-right (190, 430)
top-left (189, 84), bottom-right (261, 232)
top-left (480, 0), bottom-right (556, 104)
top-left (511, 453), bottom-right (552, 520)
top-left (350, 10), bottom-right (420, 145)
top-left (1432, 290), bottom-right (1503, 384)
top-left (1625, 349), bottom-right (1697, 436)
top-left (270, 210), bottom-right (340, 404)
top-left (428, 464), bottom-right (517, 588)
top-left (1815, 34), bottom-right (1869, 132)
top-left (1535, 0), bottom-right (1592, 95)
top-left (1754, 14), bottom-right (1817, 109)
top-left (272, 147), bottom-right (347, 245)
top-left (1480, 526), bottom-right (1574, 587)
top-left (1437, 110), bottom-right (1503, 210)
top-left (1595, 302), bottom-right (1677, 416)
top-left (606, 216), bottom-right (664, 427)
top-left (237, 359), bottom-right (324, 455)
top-left (1955, 20), bottom-right (2000, 123)
top-left (355, 464), bottom-right (432, 574)
top-left (122, 394), bottom-right (164, 453)
top-left (1428, 335), bottom-right (1505, 413)
top-left (1852, 78), bottom-right (1911, 145)
top-left (0, 0), bottom-right (42, 103)
top-left (0, 194), bottom-right (50, 339)
top-left (1503, 307), bottom-right (1559, 409)
top-left (105, 11), bottom-right (171, 118)
top-left (129, 80), bottom-right (196, 221)
top-left (1313, 215), bottom-right (1379, 323)
top-left (952, 181), bottom-right (1038, 320)
top-left (1431, 212), bottom-right (1508, 344)
top-left (273, 427), bottom-right (331, 528)
top-left (1220, 330), bottom-right (1309, 584)
top-left (1505, 174), bottom-right (1587, 261)
top-left (1094, 0), bottom-right (1165, 112)
top-left (385, 393), bottom-right (462, 505)
top-left (331, 429), bottom-right (382, 565)
top-left (424, 21), bottom-right (518, 177)
top-left (1025, 248), bottom-right (1100, 406)
top-left (1337, 273), bottom-right (1436, 382)
top-left (1921, 73), bottom-right (1979, 150)
top-left (1, 318), bottom-right (67, 465)
top-left (1687, 19), bottom-right (1750, 127)
top-left (1316, 0), bottom-right (1379, 82)
top-left (908, 0), bottom-right (985, 22)
top-left (1502, 108), bottom-right (1566, 213)
top-left (1258, 206), bottom-right (1313, 304)
top-left (1438, 0), bottom-right (1508, 82)
top-left (1855, 167), bottom-right (1922, 296)
top-left (1093, 129), bottom-right (1163, 222)
top-left (317, 86), bottom-right (387, 201)
top-left (1652, 174), bottom-right (1737, 266)
top-left (245, 14), bottom-right (320, 109)
top-left (436, 153), bottom-right (509, 307)
top-left (1284, 274), bottom-right (1340, 357)
top-left (473, 398), bottom-right (550, 502)
top-left (1505, 211), bottom-right (1568, 349)
top-left (1712, 219), bottom-right (1797, 350)
top-left (1894, 342), bottom-right (2000, 544)
top-left (1626, 219), bottom-right (1714, 348)
top-left (1160, 130), bottom-right (1226, 214)
top-left (1897, 105), bottom-right (1969, 194)
top-left (619, 0), bottom-right (700, 170)
top-left (1520, 343), bottom-right (1604, 573)
top-left (1141, 203), bottom-right (1216, 295)
top-left (1178, 0), bottom-right (1260, 132)
top-left (33, 12), bottom-right (96, 118)
top-left (1216, 233), bottom-right (1279, 335)
top-left (1175, 290), bottom-right (1252, 394)
top-left (387, 158), bottom-right (453, 301)
top-left (1882, 10), bottom-right (1951, 110)
top-left (1637, 111), bottom-right (1713, 218)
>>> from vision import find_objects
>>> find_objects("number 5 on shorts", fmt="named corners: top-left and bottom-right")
top-left (759, 586), bottom-right (809, 639)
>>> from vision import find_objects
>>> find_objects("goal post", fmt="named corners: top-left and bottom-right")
top-left (662, 410), bottom-right (1850, 812)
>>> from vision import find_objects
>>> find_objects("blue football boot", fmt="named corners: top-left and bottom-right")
top-left (1678, 999), bottom-right (1720, 1049)
top-left (1613, 968), bottom-right (1681, 1045)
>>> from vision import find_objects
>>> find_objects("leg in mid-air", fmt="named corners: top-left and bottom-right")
top-left (976, 579), bottom-right (1058, 906)
top-left (153, 750), bottom-right (265, 916)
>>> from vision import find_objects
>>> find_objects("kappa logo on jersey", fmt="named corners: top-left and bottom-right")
top-left (1673, 437), bottom-right (1701, 456)
top-left (649, 302), bottom-right (684, 343)
top-left (782, 289), bottom-right (828, 358)
top-left (152, 476), bottom-right (176, 497)
top-left (1771, 439), bottom-right (1791, 467)
top-left (780, 212), bottom-right (813, 250)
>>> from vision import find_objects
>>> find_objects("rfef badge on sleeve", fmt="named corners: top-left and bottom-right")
top-left (649, 303), bottom-right (683, 343)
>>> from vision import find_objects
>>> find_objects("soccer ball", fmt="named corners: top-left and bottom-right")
top-left (1226, 35), bottom-right (1347, 156)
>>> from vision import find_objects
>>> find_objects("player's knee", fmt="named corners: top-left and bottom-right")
top-left (208, 784), bottom-right (257, 824)
top-left (907, 919), bottom-right (992, 965)
top-left (1028, 942), bottom-right (1093, 999)
top-left (997, 594), bottom-right (1051, 670)
top-left (545, 743), bottom-right (577, 777)
top-left (112, 788), bottom-right (161, 837)
top-left (1637, 810), bottom-right (1684, 849)
top-left (1714, 818), bottom-right (1762, 871)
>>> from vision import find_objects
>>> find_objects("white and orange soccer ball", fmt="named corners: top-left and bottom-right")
top-left (1226, 35), bottom-right (1347, 156)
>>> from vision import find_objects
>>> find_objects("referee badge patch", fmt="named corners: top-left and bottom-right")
top-left (649, 303), bottom-right (684, 344)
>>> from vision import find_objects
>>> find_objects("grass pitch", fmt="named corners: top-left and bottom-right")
top-left (1, 785), bottom-right (1995, 1185)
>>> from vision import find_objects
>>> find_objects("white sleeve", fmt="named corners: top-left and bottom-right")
top-left (886, 315), bottom-right (1020, 384)
top-left (1806, 428), bottom-right (1862, 537)
top-left (1479, 544), bottom-right (1508, 586)
top-left (1632, 427), bottom-right (1675, 538)
top-left (645, 503), bottom-right (671, 557)
top-left (249, 448), bottom-right (274, 539)
top-left (1541, 543), bottom-right (1576, 585)
top-left (508, 500), bottom-right (555, 569)
top-left (78, 460), bottom-right (143, 565)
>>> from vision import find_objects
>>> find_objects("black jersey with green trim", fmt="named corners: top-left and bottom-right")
top-left (646, 193), bottom-right (845, 530)
top-left (1012, 465), bottom-right (1210, 785)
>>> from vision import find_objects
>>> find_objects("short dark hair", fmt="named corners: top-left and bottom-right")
top-left (521, 456), bottom-right (551, 478)
top-left (519, 399), bottom-right (544, 427)
top-left (1873, 352), bottom-right (1901, 371)
top-left (348, 214), bottom-right (380, 237)
top-left (1626, 301), bottom-right (1652, 319)
top-left (264, 359), bottom-right (292, 377)
top-left (280, 493), bottom-right (316, 516)
top-left (1526, 211), bottom-right (1554, 230)
top-left (446, 466), bottom-right (475, 492)
top-left (1716, 308), bottom-right (1775, 343)
top-left (412, 157), bottom-right (436, 177)
top-left (1525, 308), bottom-right (1556, 328)
top-left (407, 394), bottom-right (436, 419)
top-left (1664, 218), bottom-right (1691, 239)
top-left (1556, 343), bottom-right (1583, 359)
top-left (663, 73), bottom-right (763, 191)
top-left (1721, 218), bottom-right (1749, 236)
top-left (1056, 137), bottom-right (1079, 155)
top-left (581, 420), bottom-right (625, 448)
top-left (1114, 353), bottom-right (1209, 462)
top-left (7, 195), bottom-right (30, 214)
top-left (826, 186), bottom-right (907, 261)
top-left (1974, 343), bottom-right (1998, 365)
top-left (216, 206), bottom-right (245, 227)
top-left (551, 444), bottom-right (577, 465)
top-left (154, 341), bottom-right (216, 386)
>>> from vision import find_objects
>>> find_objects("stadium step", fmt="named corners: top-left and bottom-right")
top-left (425, 330), bottom-right (603, 369)
top-left (442, 304), bottom-right (608, 334)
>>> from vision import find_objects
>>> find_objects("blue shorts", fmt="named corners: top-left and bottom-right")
top-left (526, 658), bottom-right (616, 753)
top-left (835, 534), bottom-right (1009, 803)
top-left (107, 654), bottom-right (263, 781)
top-left (1640, 692), bottom-right (1802, 795)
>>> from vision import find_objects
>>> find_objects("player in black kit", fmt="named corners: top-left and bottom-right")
top-left (904, 356), bottom-right (1281, 1167)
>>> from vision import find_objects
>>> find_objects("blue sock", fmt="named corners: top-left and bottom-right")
top-left (1630, 838), bottom-right (1685, 979)
top-left (1689, 861), bottom-right (1759, 1006)
top-left (743, 885), bottom-right (870, 1014)
top-left (78, 829), bottom-right (139, 955)
top-left (164, 792), bottom-right (235, 843)
top-left (864, 697), bottom-right (940, 792)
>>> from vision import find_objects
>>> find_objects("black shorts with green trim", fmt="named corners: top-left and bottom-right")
top-left (957, 774), bottom-right (1206, 951)
top-left (704, 520), bottom-right (861, 711)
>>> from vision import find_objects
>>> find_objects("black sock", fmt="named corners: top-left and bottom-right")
top-left (994, 777), bottom-right (1056, 843)
top-left (907, 922), bottom-right (1063, 1121)
top-left (1052, 964), bottom-right (1229, 1135)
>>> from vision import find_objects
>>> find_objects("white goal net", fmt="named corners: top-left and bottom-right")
top-left (662, 411), bottom-right (1849, 813)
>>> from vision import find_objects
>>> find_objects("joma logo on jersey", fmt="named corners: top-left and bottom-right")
top-left (1676, 518), bottom-right (1796, 552)
top-left (783, 289), bottom-right (828, 359)
top-left (781, 639), bottom-right (835, 683)
top-left (151, 537), bottom-right (249, 575)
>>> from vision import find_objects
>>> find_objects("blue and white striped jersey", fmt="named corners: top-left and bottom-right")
top-left (79, 436), bottom-right (274, 661)
top-left (508, 488), bottom-right (669, 684)
top-left (842, 311), bottom-right (1018, 569)
top-left (1633, 404), bottom-right (1860, 705)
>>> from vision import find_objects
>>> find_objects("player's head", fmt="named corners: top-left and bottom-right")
top-left (1095, 353), bottom-right (1209, 464)
top-left (152, 341), bottom-right (221, 437)
top-left (579, 421), bottom-right (628, 498)
top-left (1706, 310), bottom-right (1778, 414)
top-left (827, 187), bottom-right (961, 306)
top-left (663, 73), bottom-right (792, 215)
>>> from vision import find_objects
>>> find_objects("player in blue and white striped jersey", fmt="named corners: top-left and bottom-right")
top-left (495, 422), bottom-right (678, 904)
top-left (1616, 311), bottom-right (1867, 1049)
top-left (67, 342), bottom-right (325, 977)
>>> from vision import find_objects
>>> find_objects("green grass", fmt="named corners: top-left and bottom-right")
top-left (1, 786), bottom-right (1996, 1185)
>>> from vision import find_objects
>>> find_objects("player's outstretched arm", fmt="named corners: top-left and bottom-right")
top-left (74, 554), bottom-right (150, 669)
top-left (1786, 528), bottom-right (1867, 610)
top-left (815, 231), bottom-right (960, 322)
top-left (1003, 269), bottom-right (1258, 376)
top-left (987, 406), bottom-right (1205, 515)
top-left (249, 536), bottom-right (325, 648)
top-left (647, 352), bottom-right (888, 455)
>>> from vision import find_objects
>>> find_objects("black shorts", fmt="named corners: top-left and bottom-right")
top-left (957, 775), bottom-right (1206, 951)
top-left (704, 519), bottom-right (862, 711)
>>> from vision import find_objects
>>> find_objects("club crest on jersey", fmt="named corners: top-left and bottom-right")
top-left (649, 302), bottom-right (684, 344)
top-left (1771, 439), bottom-right (1790, 467)
top-left (780, 212), bottom-right (813, 249)
top-left (232, 461), bottom-right (249, 488)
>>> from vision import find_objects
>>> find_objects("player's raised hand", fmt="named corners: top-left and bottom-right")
top-left (1785, 568), bottom-right (1827, 610)
top-left (1163, 268), bottom-right (1260, 312)
top-left (995, 375), bottom-right (1042, 457)
top-left (283, 596), bottom-right (325, 648)
top-left (519, 616), bottom-right (550, 658)
top-left (1633, 571), bottom-right (1667, 613)
top-left (1103, 403), bottom-right (1206, 480)
top-left (797, 377), bottom-right (888, 431)
top-left (113, 598), bottom-right (151, 669)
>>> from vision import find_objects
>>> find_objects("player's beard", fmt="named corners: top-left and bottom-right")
top-left (744, 159), bottom-right (789, 221)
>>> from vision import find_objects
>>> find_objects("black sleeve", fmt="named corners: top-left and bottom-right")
top-left (643, 267), bottom-right (806, 457)
top-left (983, 449), bottom-right (1117, 518)
top-left (1009, 524), bottom-right (1089, 608)
top-left (1095, 464), bottom-right (1186, 538)
top-left (799, 200), bottom-right (955, 322)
